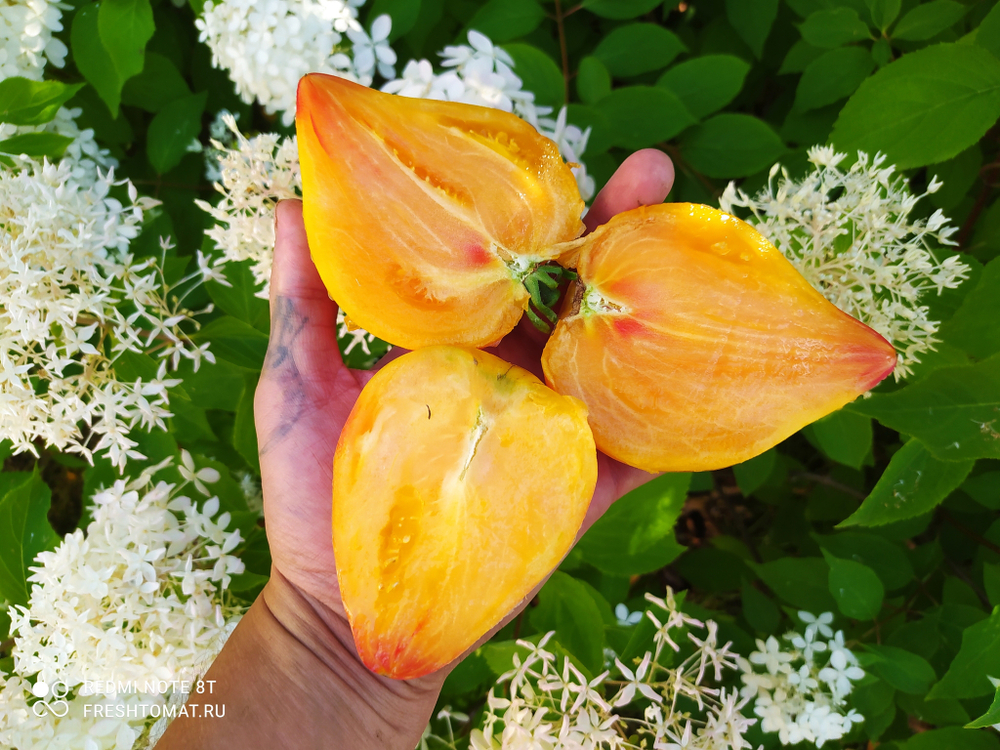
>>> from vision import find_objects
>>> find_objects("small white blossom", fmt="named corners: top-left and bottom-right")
top-left (347, 14), bottom-right (396, 81)
top-left (615, 602), bottom-right (643, 626)
top-left (613, 653), bottom-right (662, 706)
top-left (720, 147), bottom-right (970, 379)
top-left (798, 611), bottom-right (834, 640)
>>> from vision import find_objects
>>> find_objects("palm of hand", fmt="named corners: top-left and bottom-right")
top-left (253, 149), bottom-right (674, 667)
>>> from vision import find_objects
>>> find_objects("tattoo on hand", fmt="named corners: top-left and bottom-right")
top-left (260, 295), bottom-right (309, 454)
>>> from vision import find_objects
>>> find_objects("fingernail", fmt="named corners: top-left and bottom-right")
top-left (273, 202), bottom-right (281, 244)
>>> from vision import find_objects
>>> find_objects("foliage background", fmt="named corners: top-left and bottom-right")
top-left (5, 0), bottom-right (1000, 747)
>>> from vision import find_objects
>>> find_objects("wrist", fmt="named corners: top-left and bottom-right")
top-left (262, 566), bottom-right (448, 733)
top-left (157, 568), bottom-right (445, 750)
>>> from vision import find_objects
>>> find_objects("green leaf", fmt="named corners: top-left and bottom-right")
top-left (441, 649), bottom-right (492, 698)
top-left (71, 84), bottom-right (133, 146)
top-left (978, 2), bottom-right (1000, 61)
top-left (120, 52), bottom-right (191, 113)
top-left (814, 532), bottom-right (913, 591)
top-left (749, 557), bottom-right (837, 612)
top-left (897, 693), bottom-right (970, 727)
top-left (72, 3), bottom-right (123, 117)
top-left (576, 56), bottom-right (611, 106)
top-left (194, 315), bottom-right (269, 370)
top-left (794, 46), bottom-right (875, 112)
top-left (824, 550), bottom-right (884, 619)
top-left (839, 441), bottom-right (973, 527)
top-left (799, 8), bottom-right (871, 48)
top-left (930, 608), bottom-right (1000, 699)
top-left (732, 448), bottom-right (777, 497)
top-left (0, 471), bottom-right (59, 607)
top-left (901, 727), bottom-right (1000, 750)
top-left (938, 258), bottom-right (1000, 361)
top-left (503, 44), bottom-right (564, 109)
top-left (98, 0), bottom-right (155, 82)
top-left (831, 43), bottom-right (1000, 169)
top-left (0, 132), bottom-right (73, 160)
top-left (965, 472), bottom-right (1000, 510)
top-left (564, 104), bottom-right (612, 154)
top-left (171, 400), bottom-right (216, 443)
top-left (466, 0), bottom-right (544, 43)
top-left (578, 473), bottom-right (690, 576)
top-left (892, 0), bottom-right (967, 42)
top-left (369, 0), bottom-right (422, 40)
top-left (861, 644), bottom-right (937, 694)
top-left (178, 358), bottom-right (246, 412)
top-left (804, 408), bottom-right (873, 468)
top-left (0, 78), bottom-right (85, 126)
top-left (850, 354), bottom-right (1000, 461)
top-left (228, 570), bottom-right (269, 593)
top-left (726, 0), bottom-right (779, 58)
top-left (593, 24), bottom-right (686, 77)
top-left (113, 349), bottom-right (168, 385)
top-left (529, 571), bottom-right (605, 675)
top-left (239, 525), bottom-right (271, 576)
top-left (968, 686), bottom-right (1000, 728)
top-left (233, 373), bottom-right (260, 473)
top-left (656, 55), bottom-right (750, 119)
top-left (680, 113), bottom-right (786, 178)
top-left (147, 92), bottom-right (207, 174)
top-left (581, 0), bottom-right (663, 19)
top-left (618, 610), bottom-right (659, 666)
top-left (206, 259), bottom-right (270, 334)
top-left (930, 145), bottom-right (982, 211)
top-left (866, 0), bottom-right (901, 31)
top-left (673, 547), bottom-right (747, 592)
top-left (741, 578), bottom-right (781, 633)
top-left (596, 86), bottom-right (696, 149)
top-left (780, 39), bottom-right (825, 74)
top-left (853, 675), bottom-right (895, 729)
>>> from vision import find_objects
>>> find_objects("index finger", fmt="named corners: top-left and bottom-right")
top-left (584, 148), bottom-right (675, 233)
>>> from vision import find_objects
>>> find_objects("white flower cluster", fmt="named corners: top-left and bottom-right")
top-left (196, 112), bottom-right (301, 298)
top-left (0, 0), bottom-right (67, 80)
top-left (738, 611), bottom-right (864, 747)
top-left (720, 147), bottom-right (969, 379)
top-left (0, 158), bottom-right (216, 469)
top-left (0, 452), bottom-right (245, 749)
top-left (427, 590), bottom-right (756, 750)
top-left (195, 0), bottom-right (396, 126)
top-left (385, 31), bottom-right (595, 200)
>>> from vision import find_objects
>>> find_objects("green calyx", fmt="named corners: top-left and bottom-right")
top-left (522, 263), bottom-right (578, 334)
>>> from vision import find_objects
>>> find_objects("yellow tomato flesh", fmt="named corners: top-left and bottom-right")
top-left (333, 346), bottom-right (597, 679)
top-left (543, 204), bottom-right (897, 472)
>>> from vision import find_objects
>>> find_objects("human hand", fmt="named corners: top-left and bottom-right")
top-left (158, 148), bottom-right (675, 750)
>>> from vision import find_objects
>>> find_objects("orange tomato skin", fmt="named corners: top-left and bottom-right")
top-left (542, 204), bottom-right (897, 473)
top-left (296, 74), bottom-right (585, 349)
top-left (333, 346), bottom-right (597, 680)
